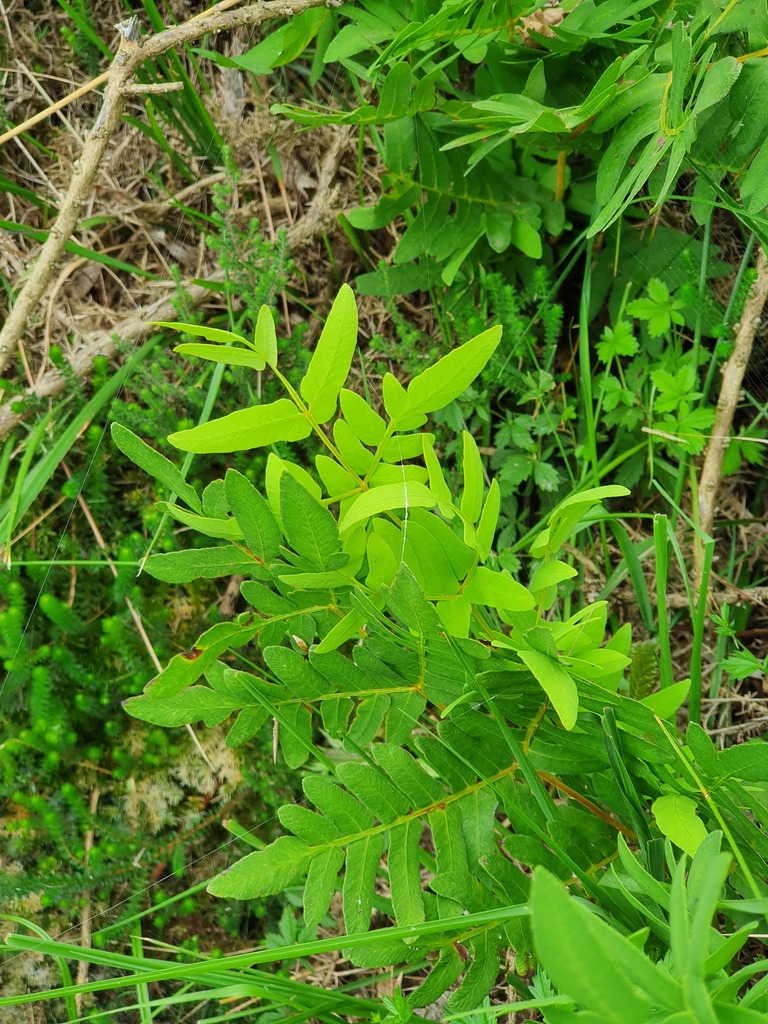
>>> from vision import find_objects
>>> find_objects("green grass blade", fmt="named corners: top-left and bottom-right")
top-left (653, 514), bottom-right (674, 690)
top-left (0, 219), bottom-right (160, 278)
top-left (0, 334), bottom-right (161, 548)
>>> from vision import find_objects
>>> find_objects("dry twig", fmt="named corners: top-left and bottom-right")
top-left (696, 244), bottom-right (768, 579)
top-left (0, 0), bottom-right (335, 384)
top-left (0, 125), bottom-right (351, 438)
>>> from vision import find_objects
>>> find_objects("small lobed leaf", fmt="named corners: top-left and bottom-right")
top-left (653, 795), bottom-right (707, 857)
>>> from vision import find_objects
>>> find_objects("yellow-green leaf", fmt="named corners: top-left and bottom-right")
top-left (300, 284), bottom-right (358, 422)
top-left (519, 650), bottom-right (579, 730)
top-left (405, 326), bottom-right (502, 416)
top-left (339, 481), bottom-right (437, 532)
top-left (254, 304), bottom-right (278, 366)
top-left (173, 343), bottom-right (266, 369)
top-left (169, 399), bottom-right (311, 453)
top-left (463, 566), bottom-right (534, 612)
top-left (652, 794), bottom-right (707, 857)
top-left (152, 321), bottom-right (248, 345)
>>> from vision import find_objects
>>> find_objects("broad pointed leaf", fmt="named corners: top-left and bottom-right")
top-left (225, 469), bottom-right (281, 562)
top-left (111, 423), bottom-right (202, 512)
top-left (300, 284), bottom-right (358, 422)
top-left (169, 399), bottom-right (311, 454)
top-left (404, 326), bottom-right (502, 416)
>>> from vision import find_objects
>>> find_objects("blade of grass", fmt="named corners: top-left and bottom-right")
top-left (578, 237), bottom-right (599, 488)
top-left (689, 534), bottom-right (715, 727)
top-left (0, 219), bottom-right (160, 278)
top-left (1, 407), bottom-right (55, 566)
top-left (604, 520), bottom-right (655, 631)
top-left (131, 926), bottom-right (153, 1024)
top-left (653, 513), bottom-right (674, 690)
top-left (0, 904), bottom-right (531, 1007)
top-left (1, 917), bottom-right (79, 1022)
top-left (0, 333), bottom-right (161, 552)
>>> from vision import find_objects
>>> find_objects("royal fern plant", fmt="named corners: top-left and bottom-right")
top-left (112, 287), bottom-right (768, 1012)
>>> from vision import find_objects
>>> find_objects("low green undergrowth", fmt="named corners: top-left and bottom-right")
top-left (5, 286), bottom-right (767, 1022)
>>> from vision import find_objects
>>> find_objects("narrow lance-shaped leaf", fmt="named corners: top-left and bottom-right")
top-left (156, 502), bottom-right (241, 540)
top-left (111, 423), bottom-right (202, 513)
top-left (169, 398), bottom-right (312, 454)
top-left (254, 304), bottom-right (278, 366)
top-left (475, 479), bottom-right (500, 561)
top-left (404, 326), bottom-right (502, 416)
top-left (304, 847), bottom-right (345, 928)
top-left (300, 283), bottom-right (359, 423)
top-left (152, 321), bottom-right (249, 346)
top-left (460, 430), bottom-right (483, 525)
top-left (225, 468), bottom-right (281, 562)
top-left (343, 834), bottom-right (386, 934)
top-left (388, 820), bottom-right (425, 925)
top-left (423, 437), bottom-right (454, 517)
top-left (173, 343), bottom-right (266, 370)
top-left (144, 545), bottom-right (260, 583)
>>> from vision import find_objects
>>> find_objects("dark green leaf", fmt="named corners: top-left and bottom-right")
top-left (111, 423), bottom-right (202, 512)
top-left (144, 545), bottom-right (258, 582)
top-left (280, 472), bottom-right (342, 569)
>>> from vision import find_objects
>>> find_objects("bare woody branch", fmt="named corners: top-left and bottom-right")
top-left (0, 126), bottom-right (351, 439)
top-left (696, 244), bottom-right (768, 574)
top-left (0, 0), bottom-right (335, 384)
